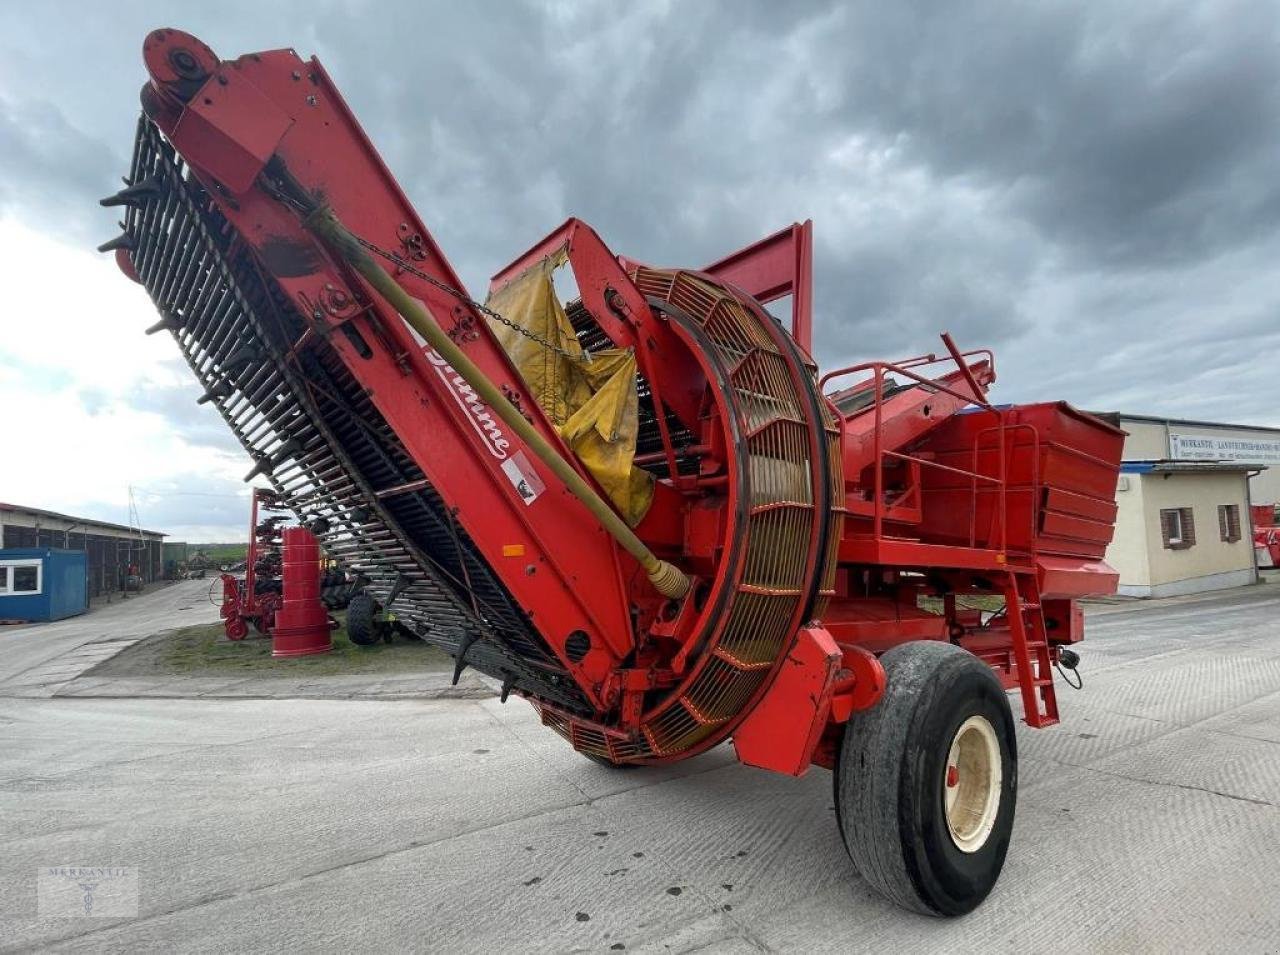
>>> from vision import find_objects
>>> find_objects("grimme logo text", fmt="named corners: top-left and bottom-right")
top-left (425, 350), bottom-right (512, 458)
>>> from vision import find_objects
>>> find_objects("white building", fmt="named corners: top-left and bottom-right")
top-left (1096, 414), bottom-right (1278, 598)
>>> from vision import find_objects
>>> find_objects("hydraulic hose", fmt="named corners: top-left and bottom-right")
top-left (302, 204), bottom-right (691, 600)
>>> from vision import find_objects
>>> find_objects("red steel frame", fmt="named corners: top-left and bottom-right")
top-left (123, 30), bottom-right (1125, 778)
top-left (219, 486), bottom-right (283, 640)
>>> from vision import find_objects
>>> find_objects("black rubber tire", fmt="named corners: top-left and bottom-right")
top-left (346, 591), bottom-right (381, 646)
top-left (836, 641), bottom-right (1017, 917)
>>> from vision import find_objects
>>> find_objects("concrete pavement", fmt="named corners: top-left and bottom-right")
top-left (0, 580), bottom-right (220, 698)
top-left (0, 586), bottom-right (1277, 951)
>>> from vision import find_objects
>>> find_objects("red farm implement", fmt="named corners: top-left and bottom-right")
top-left (102, 29), bottom-right (1125, 916)
top-left (1254, 504), bottom-right (1280, 568)
top-left (218, 487), bottom-right (286, 640)
top-left (220, 487), bottom-right (363, 643)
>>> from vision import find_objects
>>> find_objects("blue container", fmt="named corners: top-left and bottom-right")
top-left (0, 549), bottom-right (88, 622)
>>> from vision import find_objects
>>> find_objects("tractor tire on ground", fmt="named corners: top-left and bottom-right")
top-left (346, 591), bottom-right (382, 646)
top-left (836, 641), bottom-right (1017, 917)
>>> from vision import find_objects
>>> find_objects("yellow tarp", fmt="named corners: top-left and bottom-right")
top-left (485, 252), bottom-right (654, 526)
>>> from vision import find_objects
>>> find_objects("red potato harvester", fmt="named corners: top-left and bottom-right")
top-left (100, 29), bottom-right (1125, 915)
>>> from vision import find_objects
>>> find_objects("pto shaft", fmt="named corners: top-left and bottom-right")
top-left (301, 205), bottom-right (691, 600)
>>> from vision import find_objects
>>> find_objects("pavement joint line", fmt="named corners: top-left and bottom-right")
top-left (1085, 596), bottom-right (1280, 629)
top-left (1202, 727), bottom-right (1280, 749)
top-left (1016, 692), bottom-right (1277, 798)
top-left (472, 697), bottom-right (599, 804)
top-left (1022, 694), bottom-right (1280, 772)
top-left (637, 820), bottom-right (800, 955)
top-left (1034, 753), bottom-right (1278, 810)
top-left (1084, 682), bottom-right (1280, 734)
top-left (1082, 584), bottom-right (1277, 617)
top-left (1066, 643), bottom-right (1280, 680)
top-left (43, 684), bottom-right (494, 702)
top-left (472, 695), bottom-right (745, 809)
top-left (0, 709), bottom-right (400, 783)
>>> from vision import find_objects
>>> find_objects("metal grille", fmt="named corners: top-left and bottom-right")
top-left (120, 117), bottom-right (589, 713)
top-left (535, 269), bottom-right (835, 760)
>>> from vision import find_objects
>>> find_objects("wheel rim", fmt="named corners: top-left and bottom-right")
top-left (943, 714), bottom-right (1002, 853)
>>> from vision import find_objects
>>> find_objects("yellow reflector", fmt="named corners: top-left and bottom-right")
top-left (502, 544), bottom-right (525, 557)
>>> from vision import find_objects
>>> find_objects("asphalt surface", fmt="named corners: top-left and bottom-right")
top-left (1, 584), bottom-right (1278, 952)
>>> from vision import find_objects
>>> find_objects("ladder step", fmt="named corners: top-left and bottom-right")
top-left (1033, 678), bottom-right (1054, 687)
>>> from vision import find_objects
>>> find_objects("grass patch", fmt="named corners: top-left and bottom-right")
top-left (92, 610), bottom-right (453, 679)
top-left (188, 543), bottom-right (249, 565)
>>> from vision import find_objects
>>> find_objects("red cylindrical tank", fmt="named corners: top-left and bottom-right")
top-left (272, 527), bottom-right (332, 657)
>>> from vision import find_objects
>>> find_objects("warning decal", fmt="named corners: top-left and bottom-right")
top-left (500, 450), bottom-right (545, 506)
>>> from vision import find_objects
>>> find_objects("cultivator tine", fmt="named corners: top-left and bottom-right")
top-left (100, 176), bottom-right (164, 208)
top-left (96, 233), bottom-right (136, 254)
top-left (451, 631), bottom-right (481, 686)
top-left (386, 571), bottom-right (411, 607)
top-left (197, 377), bottom-right (234, 404)
top-left (243, 454), bottom-right (273, 482)
top-left (144, 308), bottom-right (184, 335)
top-left (220, 342), bottom-right (262, 373)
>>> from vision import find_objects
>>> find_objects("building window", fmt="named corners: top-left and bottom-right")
top-left (0, 560), bottom-right (43, 596)
top-left (1160, 507), bottom-right (1196, 550)
top-left (1218, 504), bottom-right (1242, 543)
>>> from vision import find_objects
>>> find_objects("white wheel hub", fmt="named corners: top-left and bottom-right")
top-left (943, 714), bottom-right (1002, 853)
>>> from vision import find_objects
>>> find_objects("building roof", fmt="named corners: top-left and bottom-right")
top-left (0, 502), bottom-right (165, 538)
top-left (1120, 460), bottom-right (1268, 475)
top-left (1099, 412), bottom-right (1280, 435)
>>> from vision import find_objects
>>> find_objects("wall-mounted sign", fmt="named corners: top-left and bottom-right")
top-left (1169, 433), bottom-right (1280, 465)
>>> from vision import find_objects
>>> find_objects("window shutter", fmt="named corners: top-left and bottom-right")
top-left (1224, 505), bottom-right (1241, 543)
top-left (1160, 509), bottom-right (1175, 548)
top-left (1219, 505), bottom-right (1229, 541)
top-left (1182, 508), bottom-right (1196, 547)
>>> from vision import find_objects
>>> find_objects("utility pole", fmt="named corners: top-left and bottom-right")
top-left (125, 486), bottom-right (147, 597)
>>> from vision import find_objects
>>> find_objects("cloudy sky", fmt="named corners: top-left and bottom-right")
top-left (2, 1), bottom-right (1278, 541)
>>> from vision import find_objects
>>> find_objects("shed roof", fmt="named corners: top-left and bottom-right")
top-left (0, 502), bottom-right (165, 538)
top-left (1097, 412), bottom-right (1280, 435)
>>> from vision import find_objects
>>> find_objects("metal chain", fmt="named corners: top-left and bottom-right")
top-left (352, 235), bottom-right (588, 363)
top-left (256, 173), bottom-right (585, 363)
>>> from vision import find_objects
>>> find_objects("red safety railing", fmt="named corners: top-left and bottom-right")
top-left (820, 336), bottom-right (1019, 555)
top-left (971, 422), bottom-right (1041, 555)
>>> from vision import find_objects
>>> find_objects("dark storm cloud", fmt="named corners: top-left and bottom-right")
top-left (813, 1), bottom-right (1280, 269)
top-left (3, 0), bottom-right (1278, 540)
top-left (0, 96), bottom-right (126, 235)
